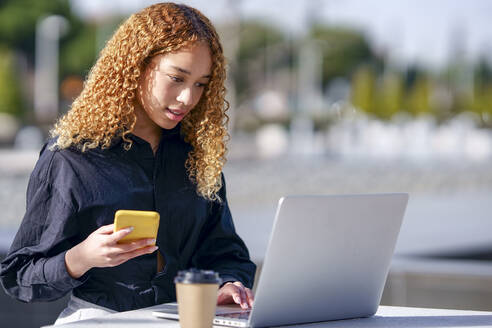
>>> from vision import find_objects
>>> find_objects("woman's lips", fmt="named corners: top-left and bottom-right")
top-left (165, 107), bottom-right (186, 121)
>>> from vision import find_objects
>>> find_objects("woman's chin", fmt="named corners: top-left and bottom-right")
top-left (158, 119), bottom-right (180, 130)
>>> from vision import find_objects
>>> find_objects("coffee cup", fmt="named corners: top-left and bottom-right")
top-left (174, 268), bottom-right (222, 328)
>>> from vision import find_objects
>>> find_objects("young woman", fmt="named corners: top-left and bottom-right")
top-left (0, 3), bottom-right (255, 324)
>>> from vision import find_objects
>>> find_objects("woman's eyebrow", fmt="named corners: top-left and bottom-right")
top-left (170, 65), bottom-right (211, 79)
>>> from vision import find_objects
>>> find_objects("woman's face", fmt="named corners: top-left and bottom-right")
top-left (136, 42), bottom-right (212, 130)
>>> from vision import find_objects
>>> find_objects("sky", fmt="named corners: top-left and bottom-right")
top-left (70, 0), bottom-right (492, 69)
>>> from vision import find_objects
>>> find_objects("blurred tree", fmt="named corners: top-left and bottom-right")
top-left (0, 0), bottom-right (99, 119)
top-left (237, 21), bottom-right (285, 61)
top-left (235, 21), bottom-right (286, 102)
top-left (471, 85), bottom-right (492, 121)
top-left (442, 57), bottom-right (475, 118)
top-left (404, 65), bottom-right (422, 89)
top-left (0, 46), bottom-right (23, 116)
top-left (405, 73), bottom-right (434, 117)
top-left (60, 23), bottom-right (97, 77)
top-left (375, 71), bottom-right (404, 120)
top-left (0, 0), bottom-right (72, 57)
top-left (309, 25), bottom-right (382, 88)
top-left (474, 57), bottom-right (492, 86)
top-left (0, 0), bottom-right (97, 78)
top-left (471, 57), bottom-right (492, 126)
top-left (351, 65), bottom-right (376, 115)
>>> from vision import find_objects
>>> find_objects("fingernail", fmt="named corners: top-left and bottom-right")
top-left (151, 246), bottom-right (158, 252)
top-left (147, 239), bottom-right (156, 245)
top-left (126, 226), bottom-right (134, 232)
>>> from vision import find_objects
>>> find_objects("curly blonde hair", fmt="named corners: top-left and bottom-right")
top-left (50, 3), bottom-right (229, 201)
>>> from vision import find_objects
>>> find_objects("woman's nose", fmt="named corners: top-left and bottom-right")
top-left (176, 87), bottom-right (193, 106)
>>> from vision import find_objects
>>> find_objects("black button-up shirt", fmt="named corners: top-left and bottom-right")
top-left (0, 125), bottom-right (255, 311)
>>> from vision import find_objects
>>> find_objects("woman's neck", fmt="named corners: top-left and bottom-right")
top-left (132, 106), bottom-right (162, 154)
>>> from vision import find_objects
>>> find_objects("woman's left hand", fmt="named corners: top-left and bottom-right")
top-left (217, 281), bottom-right (254, 309)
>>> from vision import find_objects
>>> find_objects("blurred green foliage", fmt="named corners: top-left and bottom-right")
top-left (350, 58), bottom-right (492, 126)
top-left (471, 58), bottom-right (492, 126)
top-left (351, 65), bottom-right (376, 115)
top-left (0, 0), bottom-right (97, 122)
top-left (309, 25), bottom-right (382, 88)
top-left (351, 67), bottom-right (431, 121)
top-left (0, 0), bottom-right (97, 78)
top-left (377, 72), bottom-right (403, 120)
top-left (235, 21), bottom-right (287, 102)
top-left (0, 0), bottom-right (72, 56)
top-left (231, 20), bottom-right (492, 129)
top-left (0, 46), bottom-right (23, 116)
top-left (405, 73), bottom-right (434, 117)
top-left (237, 21), bottom-right (285, 63)
top-left (60, 23), bottom-right (97, 77)
top-left (0, 0), bottom-right (490, 128)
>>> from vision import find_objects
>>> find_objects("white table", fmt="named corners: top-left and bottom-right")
top-left (46, 305), bottom-right (492, 327)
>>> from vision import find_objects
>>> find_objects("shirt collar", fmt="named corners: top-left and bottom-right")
top-left (109, 123), bottom-right (182, 150)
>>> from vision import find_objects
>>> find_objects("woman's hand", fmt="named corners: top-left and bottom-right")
top-left (217, 281), bottom-right (254, 310)
top-left (65, 224), bottom-right (157, 279)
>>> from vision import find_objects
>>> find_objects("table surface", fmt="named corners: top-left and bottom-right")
top-left (45, 305), bottom-right (492, 328)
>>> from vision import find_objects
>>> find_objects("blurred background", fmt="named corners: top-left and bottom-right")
top-left (1, 0), bottom-right (492, 326)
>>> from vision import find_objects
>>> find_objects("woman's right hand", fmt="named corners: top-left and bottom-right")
top-left (65, 224), bottom-right (158, 279)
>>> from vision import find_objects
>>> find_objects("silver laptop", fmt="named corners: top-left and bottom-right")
top-left (153, 193), bottom-right (409, 327)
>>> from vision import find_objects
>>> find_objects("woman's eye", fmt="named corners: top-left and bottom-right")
top-left (168, 75), bottom-right (183, 83)
top-left (195, 82), bottom-right (207, 88)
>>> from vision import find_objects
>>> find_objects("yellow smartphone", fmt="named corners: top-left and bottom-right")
top-left (114, 210), bottom-right (160, 244)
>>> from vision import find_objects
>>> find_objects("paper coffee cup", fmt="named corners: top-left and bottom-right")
top-left (175, 269), bottom-right (222, 328)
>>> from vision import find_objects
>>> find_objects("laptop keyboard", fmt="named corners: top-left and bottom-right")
top-left (216, 310), bottom-right (251, 320)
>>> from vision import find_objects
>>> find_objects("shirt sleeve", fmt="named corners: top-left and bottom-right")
top-left (0, 156), bottom-right (88, 302)
top-left (190, 175), bottom-right (256, 289)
